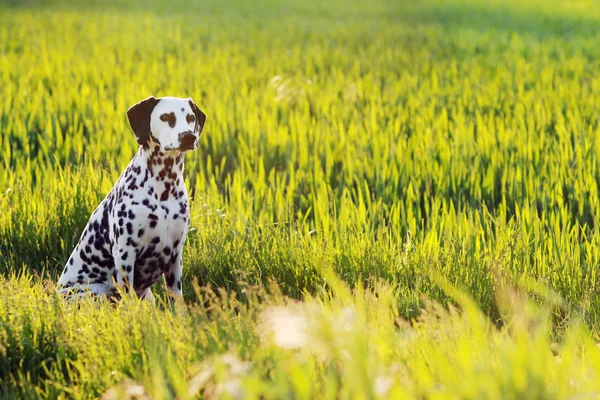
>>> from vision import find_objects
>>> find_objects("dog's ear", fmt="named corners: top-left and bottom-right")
top-left (188, 98), bottom-right (206, 134)
top-left (127, 96), bottom-right (160, 146)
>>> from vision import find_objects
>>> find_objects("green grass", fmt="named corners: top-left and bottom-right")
top-left (2, 0), bottom-right (600, 397)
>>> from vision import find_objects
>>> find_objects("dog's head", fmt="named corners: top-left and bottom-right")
top-left (126, 96), bottom-right (206, 152)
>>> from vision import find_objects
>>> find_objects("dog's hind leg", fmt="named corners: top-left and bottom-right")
top-left (139, 288), bottom-right (156, 305)
top-left (58, 283), bottom-right (111, 300)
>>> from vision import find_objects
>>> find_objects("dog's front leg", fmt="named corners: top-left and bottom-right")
top-left (112, 240), bottom-right (137, 296)
top-left (164, 253), bottom-right (185, 316)
top-left (139, 288), bottom-right (156, 305)
top-left (164, 252), bottom-right (183, 299)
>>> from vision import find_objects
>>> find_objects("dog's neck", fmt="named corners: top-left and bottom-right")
top-left (137, 141), bottom-right (185, 198)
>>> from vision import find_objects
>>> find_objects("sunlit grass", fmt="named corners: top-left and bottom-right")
top-left (1, 272), bottom-right (599, 398)
top-left (2, 0), bottom-right (600, 397)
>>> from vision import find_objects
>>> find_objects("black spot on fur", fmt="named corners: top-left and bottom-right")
top-left (166, 272), bottom-right (175, 288)
top-left (179, 202), bottom-right (187, 214)
top-left (90, 255), bottom-right (102, 265)
top-left (94, 239), bottom-right (105, 251)
top-left (80, 250), bottom-right (91, 264)
top-left (140, 170), bottom-right (149, 187)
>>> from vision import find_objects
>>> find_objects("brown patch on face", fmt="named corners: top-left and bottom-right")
top-left (160, 112), bottom-right (177, 128)
top-left (186, 114), bottom-right (196, 124)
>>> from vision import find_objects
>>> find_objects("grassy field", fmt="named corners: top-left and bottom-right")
top-left (2, 0), bottom-right (600, 397)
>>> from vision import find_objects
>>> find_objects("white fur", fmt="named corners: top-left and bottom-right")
top-left (57, 97), bottom-right (205, 302)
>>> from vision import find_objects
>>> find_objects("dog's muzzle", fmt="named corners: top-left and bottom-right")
top-left (179, 131), bottom-right (197, 150)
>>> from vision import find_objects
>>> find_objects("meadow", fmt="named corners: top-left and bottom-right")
top-left (1, 0), bottom-right (600, 397)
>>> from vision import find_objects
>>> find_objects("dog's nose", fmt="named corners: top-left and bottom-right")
top-left (179, 131), bottom-right (197, 148)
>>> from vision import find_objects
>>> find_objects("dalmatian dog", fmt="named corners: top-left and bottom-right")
top-left (57, 96), bottom-right (206, 302)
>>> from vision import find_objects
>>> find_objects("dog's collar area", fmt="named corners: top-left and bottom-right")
top-left (139, 142), bottom-right (185, 176)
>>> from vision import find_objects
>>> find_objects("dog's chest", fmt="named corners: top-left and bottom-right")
top-left (118, 167), bottom-right (190, 289)
top-left (133, 187), bottom-right (189, 246)
top-left (146, 197), bottom-right (189, 244)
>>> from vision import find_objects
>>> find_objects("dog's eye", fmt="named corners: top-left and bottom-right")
top-left (160, 114), bottom-right (170, 122)
top-left (187, 114), bottom-right (196, 124)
